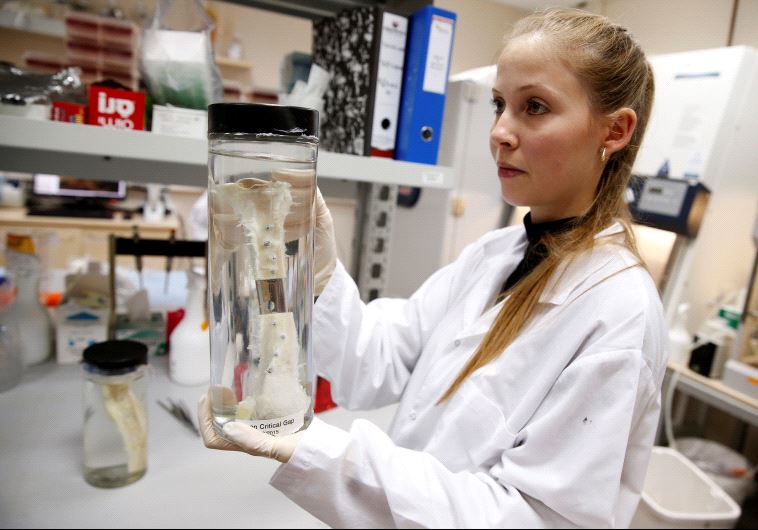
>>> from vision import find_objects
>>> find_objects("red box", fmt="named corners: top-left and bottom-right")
top-left (51, 101), bottom-right (87, 124)
top-left (87, 85), bottom-right (145, 130)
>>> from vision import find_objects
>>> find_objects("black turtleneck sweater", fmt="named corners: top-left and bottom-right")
top-left (496, 212), bottom-right (576, 303)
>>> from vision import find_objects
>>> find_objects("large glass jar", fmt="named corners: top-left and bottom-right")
top-left (82, 340), bottom-right (148, 488)
top-left (207, 103), bottom-right (319, 437)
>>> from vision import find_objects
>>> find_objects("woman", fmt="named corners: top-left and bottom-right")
top-left (199, 8), bottom-right (667, 528)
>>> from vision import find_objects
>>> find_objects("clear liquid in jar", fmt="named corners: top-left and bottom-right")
top-left (208, 152), bottom-right (315, 436)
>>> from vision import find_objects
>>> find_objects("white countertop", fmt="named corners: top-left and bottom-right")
top-left (0, 356), bottom-right (397, 528)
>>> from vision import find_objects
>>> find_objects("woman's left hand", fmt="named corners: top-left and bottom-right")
top-left (198, 393), bottom-right (304, 463)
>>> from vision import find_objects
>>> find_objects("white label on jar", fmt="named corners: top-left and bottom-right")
top-left (237, 412), bottom-right (304, 436)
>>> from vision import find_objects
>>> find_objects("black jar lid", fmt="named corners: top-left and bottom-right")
top-left (83, 340), bottom-right (148, 370)
top-left (208, 102), bottom-right (319, 139)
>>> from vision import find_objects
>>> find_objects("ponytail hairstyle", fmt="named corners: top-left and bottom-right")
top-left (439, 8), bottom-right (655, 403)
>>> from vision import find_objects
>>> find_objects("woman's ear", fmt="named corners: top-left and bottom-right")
top-left (603, 108), bottom-right (637, 156)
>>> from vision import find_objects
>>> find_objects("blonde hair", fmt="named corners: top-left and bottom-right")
top-left (439, 8), bottom-right (655, 403)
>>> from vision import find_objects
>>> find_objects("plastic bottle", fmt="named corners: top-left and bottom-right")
top-left (0, 277), bottom-right (23, 392)
top-left (227, 34), bottom-right (243, 60)
top-left (669, 303), bottom-right (692, 366)
top-left (690, 314), bottom-right (736, 378)
top-left (169, 267), bottom-right (210, 385)
top-left (712, 306), bottom-right (739, 378)
top-left (4, 234), bottom-right (54, 366)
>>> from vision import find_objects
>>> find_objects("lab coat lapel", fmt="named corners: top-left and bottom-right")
top-left (539, 222), bottom-right (626, 305)
top-left (456, 235), bottom-right (526, 342)
top-left (455, 222), bottom-right (627, 342)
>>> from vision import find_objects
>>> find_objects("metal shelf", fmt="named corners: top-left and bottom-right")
top-left (223, 0), bottom-right (431, 19)
top-left (0, 11), bottom-right (65, 38)
top-left (0, 115), bottom-right (453, 189)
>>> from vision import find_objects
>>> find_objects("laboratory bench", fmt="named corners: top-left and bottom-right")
top-left (0, 355), bottom-right (397, 528)
top-left (0, 206), bottom-right (179, 233)
top-left (0, 206), bottom-right (181, 272)
top-left (665, 361), bottom-right (758, 428)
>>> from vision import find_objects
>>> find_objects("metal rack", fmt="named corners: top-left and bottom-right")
top-left (107, 232), bottom-right (206, 337)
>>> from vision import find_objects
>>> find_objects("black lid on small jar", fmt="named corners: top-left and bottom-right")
top-left (208, 103), bottom-right (319, 139)
top-left (83, 340), bottom-right (148, 370)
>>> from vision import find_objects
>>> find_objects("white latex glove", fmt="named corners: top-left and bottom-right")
top-left (272, 169), bottom-right (337, 296)
top-left (312, 187), bottom-right (337, 296)
top-left (198, 392), bottom-right (303, 463)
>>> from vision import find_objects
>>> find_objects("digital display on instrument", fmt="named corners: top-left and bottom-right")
top-left (637, 178), bottom-right (688, 217)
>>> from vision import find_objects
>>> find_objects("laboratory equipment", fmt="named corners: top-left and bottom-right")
top-left (142, 183), bottom-right (166, 223)
top-left (27, 174), bottom-right (126, 219)
top-left (157, 398), bottom-right (199, 437)
top-left (164, 229), bottom-right (176, 293)
top-left (625, 174), bottom-right (710, 314)
top-left (631, 46), bottom-right (758, 331)
top-left (82, 339), bottom-right (148, 488)
top-left (207, 102), bottom-right (318, 437)
top-left (722, 207), bottom-right (758, 399)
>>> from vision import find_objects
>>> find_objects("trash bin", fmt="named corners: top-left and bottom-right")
top-left (676, 437), bottom-right (756, 506)
top-left (630, 446), bottom-right (741, 529)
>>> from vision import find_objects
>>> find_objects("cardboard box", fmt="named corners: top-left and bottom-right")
top-left (56, 303), bottom-right (109, 364)
top-left (87, 85), bottom-right (145, 130)
top-left (722, 359), bottom-right (758, 401)
top-left (114, 312), bottom-right (166, 356)
top-left (52, 101), bottom-right (87, 124)
top-left (151, 105), bottom-right (207, 138)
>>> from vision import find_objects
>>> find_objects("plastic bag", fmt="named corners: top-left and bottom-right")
top-left (0, 63), bottom-right (85, 106)
top-left (140, 0), bottom-right (222, 110)
top-left (677, 437), bottom-right (756, 505)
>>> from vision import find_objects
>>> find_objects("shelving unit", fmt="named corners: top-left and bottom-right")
top-left (223, 0), bottom-right (432, 19)
top-left (0, 11), bottom-right (65, 38)
top-left (215, 56), bottom-right (255, 70)
top-left (0, 0), bottom-right (446, 299)
top-left (0, 115), bottom-right (453, 189)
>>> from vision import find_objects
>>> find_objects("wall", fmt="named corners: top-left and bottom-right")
top-left (582, 0), bottom-right (755, 52)
top-left (206, 1), bottom-right (311, 92)
top-left (583, 0), bottom-right (734, 53)
top-left (435, 0), bottom-right (528, 74)
top-left (443, 0), bottom-right (758, 77)
top-left (3, 0), bottom-right (757, 95)
top-left (733, 0), bottom-right (758, 48)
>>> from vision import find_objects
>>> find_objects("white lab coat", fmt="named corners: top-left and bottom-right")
top-left (270, 222), bottom-right (669, 528)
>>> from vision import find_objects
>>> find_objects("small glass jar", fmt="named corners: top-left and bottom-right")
top-left (82, 340), bottom-right (148, 488)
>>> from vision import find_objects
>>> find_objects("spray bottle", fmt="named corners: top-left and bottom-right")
top-left (169, 266), bottom-right (210, 385)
